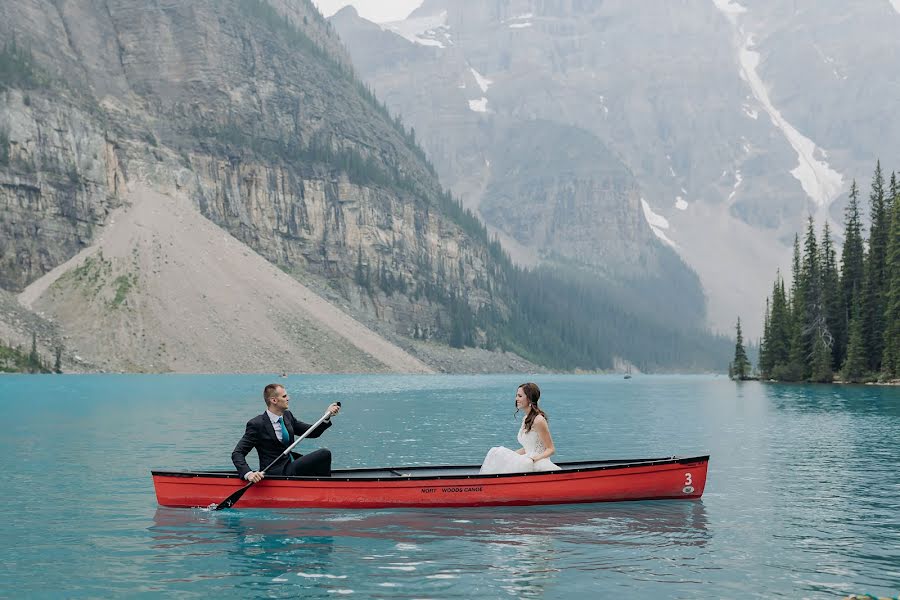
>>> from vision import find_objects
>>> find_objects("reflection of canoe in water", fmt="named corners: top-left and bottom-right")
top-left (152, 455), bottom-right (709, 509)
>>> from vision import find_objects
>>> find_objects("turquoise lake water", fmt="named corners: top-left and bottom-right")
top-left (1, 374), bottom-right (898, 598)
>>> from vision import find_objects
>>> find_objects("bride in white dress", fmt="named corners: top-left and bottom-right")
top-left (480, 382), bottom-right (561, 474)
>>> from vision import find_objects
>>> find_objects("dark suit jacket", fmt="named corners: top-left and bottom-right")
top-left (231, 410), bottom-right (332, 478)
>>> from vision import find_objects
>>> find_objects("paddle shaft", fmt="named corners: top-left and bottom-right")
top-left (260, 410), bottom-right (332, 474)
top-left (215, 403), bottom-right (338, 510)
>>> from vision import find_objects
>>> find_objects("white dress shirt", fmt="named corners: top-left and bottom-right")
top-left (266, 409), bottom-right (286, 441)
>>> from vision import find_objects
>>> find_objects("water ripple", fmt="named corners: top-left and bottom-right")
top-left (1, 375), bottom-right (899, 598)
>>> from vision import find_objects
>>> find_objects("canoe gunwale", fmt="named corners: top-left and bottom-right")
top-left (152, 454), bottom-right (709, 483)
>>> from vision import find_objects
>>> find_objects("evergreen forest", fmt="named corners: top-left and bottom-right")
top-left (756, 162), bottom-right (900, 383)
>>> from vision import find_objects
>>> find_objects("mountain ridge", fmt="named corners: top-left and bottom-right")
top-left (330, 0), bottom-right (900, 339)
top-left (0, 0), bottom-right (731, 372)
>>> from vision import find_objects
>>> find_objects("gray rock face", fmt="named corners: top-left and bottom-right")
top-left (331, 0), bottom-right (900, 336)
top-left (0, 88), bottom-right (123, 292)
top-left (0, 0), bottom-right (510, 351)
top-left (481, 120), bottom-right (652, 274)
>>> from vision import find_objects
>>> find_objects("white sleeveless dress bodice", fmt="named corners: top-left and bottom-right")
top-left (479, 418), bottom-right (561, 474)
top-left (518, 424), bottom-right (548, 457)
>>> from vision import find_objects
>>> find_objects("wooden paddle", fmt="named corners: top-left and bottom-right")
top-left (214, 401), bottom-right (340, 510)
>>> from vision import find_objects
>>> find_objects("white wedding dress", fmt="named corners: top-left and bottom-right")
top-left (479, 418), bottom-right (562, 474)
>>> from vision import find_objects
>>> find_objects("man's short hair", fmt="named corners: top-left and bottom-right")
top-left (263, 383), bottom-right (283, 404)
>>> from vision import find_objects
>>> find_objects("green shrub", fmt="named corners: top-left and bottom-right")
top-left (0, 128), bottom-right (8, 166)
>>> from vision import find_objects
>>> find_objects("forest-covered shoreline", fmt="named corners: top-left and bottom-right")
top-left (738, 162), bottom-right (900, 384)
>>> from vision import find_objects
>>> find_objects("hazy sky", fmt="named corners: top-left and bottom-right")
top-left (312, 0), bottom-right (423, 23)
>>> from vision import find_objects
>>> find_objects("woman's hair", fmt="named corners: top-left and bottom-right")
top-left (519, 382), bottom-right (548, 432)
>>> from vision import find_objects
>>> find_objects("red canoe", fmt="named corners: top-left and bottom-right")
top-left (152, 455), bottom-right (708, 509)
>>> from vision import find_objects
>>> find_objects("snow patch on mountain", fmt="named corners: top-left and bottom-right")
top-left (505, 13), bottom-right (534, 27)
top-left (890, 1), bottom-right (900, 14)
top-left (382, 10), bottom-right (449, 48)
top-left (713, 1), bottom-right (844, 207)
top-left (675, 197), bottom-right (689, 210)
top-left (468, 98), bottom-right (489, 112)
top-left (641, 198), bottom-right (677, 247)
top-left (728, 170), bottom-right (743, 202)
top-left (711, 0), bottom-right (747, 22)
top-left (599, 95), bottom-right (609, 115)
top-left (465, 67), bottom-right (492, 111)
top-left (469, 67), bottom-right (493, 93)
top-left (666, 154), bottom-right (677, 177)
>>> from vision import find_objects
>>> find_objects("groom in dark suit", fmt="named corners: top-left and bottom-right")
top-left (232, 383), bottom-right (341, 481)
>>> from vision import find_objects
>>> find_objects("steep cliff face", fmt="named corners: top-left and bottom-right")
top-left (187, 157), bottom-right (494, 338)
top-left (0, 87), bottom-right (124, 291)
top-left (0, 0), bottom-right (503, 360)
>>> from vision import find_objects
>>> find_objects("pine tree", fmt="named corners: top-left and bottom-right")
top-left (882, 175), bottom-right (900, 378)
top-left (842, 296), bottom-right (868, 383)
top-left (759, 297), bottom-right (772, 376)
top-left (731, 317), bottom-right (751, 380)
top-left (861, 161), bottom-right (889, 371)
top-left (785, 235), bottom-right (806, 380)
top-left (768, 274), bottom-right (791, 373)
top-left (791, 217), bottom-right (822, 380)
top-left (760, 272), bottom-right (790, 378)
top-left (355, 245), bottom-right (370, 290)
top-left (790, 233), bottom-right (803, 307)
top-left (820, 222), bottom-right (843, 370)
top-left (890, 171), bottom-right (898, 214)
top-left (28, 332), bottom-right (40, 373)
top-left (840, 179), bottom-right (866, 364)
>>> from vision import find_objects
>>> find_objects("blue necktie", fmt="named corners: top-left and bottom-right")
top-left (279, 417), bottom-right (294, 462)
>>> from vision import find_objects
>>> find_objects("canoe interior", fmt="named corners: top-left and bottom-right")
top-left (153, 455), bottom-right (709, 482)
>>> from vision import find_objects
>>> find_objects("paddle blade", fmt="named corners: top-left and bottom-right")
top-left (214, 481), bottom-right (253, 510)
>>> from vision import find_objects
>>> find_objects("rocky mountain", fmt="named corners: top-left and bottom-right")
top-left (330, 0), bottom-right (900, 337)
top-left (0, 0), bottom-right (728, 373)
top-left (0, 0), bottom-right (500, 372)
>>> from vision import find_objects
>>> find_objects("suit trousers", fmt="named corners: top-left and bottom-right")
top-left (284, 448), bottom-right (332, 477)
